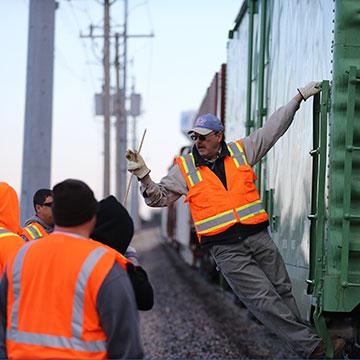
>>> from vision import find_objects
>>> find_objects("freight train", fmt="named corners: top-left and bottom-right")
top-left (160, 0), bottom-right (360, 357)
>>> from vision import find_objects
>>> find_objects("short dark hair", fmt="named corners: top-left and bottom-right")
top-left (52, 179), bottom-right (97, 227)
top-left (33, 189), bottom-right (53, 211)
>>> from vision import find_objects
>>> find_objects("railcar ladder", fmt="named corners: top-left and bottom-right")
top-left (309, 81), bottom-right (330, 290)
top-left (308, 80), bottom-right (334, 357)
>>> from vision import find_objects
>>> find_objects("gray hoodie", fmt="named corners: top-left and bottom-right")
top-left (24, 215), bottom-right (54, 234)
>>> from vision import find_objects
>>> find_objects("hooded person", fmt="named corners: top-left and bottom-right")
top-left (91, 195), bottom-right (154, 311)
top-left (0, 182), bottom-right (25, 274)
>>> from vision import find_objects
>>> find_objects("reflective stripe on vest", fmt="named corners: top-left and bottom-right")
top-left (227, 141), bottom-right (248, 167)
top-left (236, 200), bottom-right (266, 221)
top-left (180, 142), bottom-right (247, 190)
top-left (24, 224), bottom-right (43, 240)
top-left (8, 243), bottom-right (107, 353)
top-left (0, 228), bottom-right (16, 238)
top-left (195, 209), bottom-right (237, 234)
top-left (194, 199), bottom-right (265, 235)
top-left (178, 154), bottom-right (202, 187)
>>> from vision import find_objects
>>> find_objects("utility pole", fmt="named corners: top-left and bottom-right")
top-left (115, 0), bottom-right (154, 203)
top-left (82, 0), bottom-right (153, 202)
top-left (103, 0), bottom-right (111, 197)
top-left (130, 84), bottom-right (141, 231)
top-left (117, 0), bottom-right (128, 203)
top-left (81, 0), bottom-right (112, 198)
top-left (20, 0), bottom-right (57, 225)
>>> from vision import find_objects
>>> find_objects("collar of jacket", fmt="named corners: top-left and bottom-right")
top-left (191, 140), bottom-right (230, 167)
top-left (24, 215), bottom-right (54, 234)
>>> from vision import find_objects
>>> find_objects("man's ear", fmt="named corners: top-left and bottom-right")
top-left (218, 132), bottom-right (224, 143)
top-left (220, 131), bottom-right (225, 142)
top-left (35, 204), bottom-right (41, 213)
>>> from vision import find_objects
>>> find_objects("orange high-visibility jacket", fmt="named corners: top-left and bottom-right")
top-left (176, 140), bottom-right (268, 240)
top-left (0, 228), bottom-right (25, 275)
top-left (6, 233), bottom-right (130, 359)
top-left (22, 222), bottom-right (48, 241)
top-left (0, 183), bottom-right (25, 274)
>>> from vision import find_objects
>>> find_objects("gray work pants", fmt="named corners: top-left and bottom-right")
top-left (209, 229), bottom-right (321, 358)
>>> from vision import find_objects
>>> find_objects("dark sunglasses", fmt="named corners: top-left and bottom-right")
top-left (41, 202), bottom-right (53, 208)
top-left (190, 132), bottom-right (214, 141)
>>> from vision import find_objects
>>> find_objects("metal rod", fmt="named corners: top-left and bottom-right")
top-left (245, 0), bottom-right (255, 136)
top-left (115, 33), bottom-right (122, 200)
top-left (103, 0), bottom-right (111, 197)
top-left (123, 129), bottom-right (147, 205)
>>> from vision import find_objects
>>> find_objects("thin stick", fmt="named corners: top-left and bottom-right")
top-left (123, 128), bottom-right (147, 204)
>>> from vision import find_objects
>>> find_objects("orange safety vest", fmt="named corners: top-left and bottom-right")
top-left (6, 233), bottom-right (130, 359)
top-left (0, 227), bottom-right (25, 275)
top-left (176, 140), bottom-right (268, 240)
top-left (22, 222), bottom-right (48, 241)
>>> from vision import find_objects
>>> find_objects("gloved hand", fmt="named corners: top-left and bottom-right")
top-left (125, 149), bottom-right (151, 179)
top-left (297, 81), bottom-right (321, 101)
top-left (125, 245), bottom-right (140, 266)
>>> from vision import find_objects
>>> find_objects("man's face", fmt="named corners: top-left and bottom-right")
top-left (35, 195), bottom-right (54, 226)
top-left (193, 131), bottom-right (223, 160)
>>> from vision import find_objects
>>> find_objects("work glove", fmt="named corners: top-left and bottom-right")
top-left (297, 81), bottom-right (321, 101)
top-left (125, 149), bottom-right (150, 179)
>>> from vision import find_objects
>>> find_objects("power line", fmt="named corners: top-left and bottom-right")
top-left (63, 1), bottom-right (98, 94)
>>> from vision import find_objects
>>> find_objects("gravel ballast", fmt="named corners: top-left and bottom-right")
top-left (133, 227), bottom-right (298, 359)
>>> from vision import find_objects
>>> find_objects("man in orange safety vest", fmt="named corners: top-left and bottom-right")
top-left (125, 82), bottom-right (344, 358)
top-left (22, 188), bottom-right (54, 241)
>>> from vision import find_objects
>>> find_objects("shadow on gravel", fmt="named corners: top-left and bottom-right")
top-left (134, 228), bottom-right (298, 359)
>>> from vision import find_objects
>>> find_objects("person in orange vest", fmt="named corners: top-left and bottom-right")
top-left (0, 182), bottom-right (25, 274)
top-left (22, 189), bottom-right (54, 241)
top-left (0, 179), bottom-right (143, 359)
top-left (125, 82), bottom-right (345, 358)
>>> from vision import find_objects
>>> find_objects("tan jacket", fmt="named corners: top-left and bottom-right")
top-left (141, 98), bottom-right (300, 207)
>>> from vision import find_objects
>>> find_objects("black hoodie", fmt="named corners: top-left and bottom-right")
top-left (91, 196), bottom-right (154, 311)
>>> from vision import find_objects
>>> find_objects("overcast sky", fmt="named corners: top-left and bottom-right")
top-left (0, 0), bottom-right (240, 217)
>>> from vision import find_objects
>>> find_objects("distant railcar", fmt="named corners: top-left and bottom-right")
top-left (162, 1), bottom-right (360, 356)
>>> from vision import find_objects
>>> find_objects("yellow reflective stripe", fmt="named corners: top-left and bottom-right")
top-left (227, 143), bottom-right (235, 157)
top-left (179, 156), bottom-right (194, 187)
top-left (197, 219), bottom-right (237, 234)
top-left (30, 224), bottom-right (42, 238)
top-left (188, 175), bottom-right (194, 187)
top-left (24, 227), bottom-right (37, 240)
top-left (240, 209), bottom-right (266, 221)
top-left (0, 228), bottom-right (17, 238)
top-left (236, 200), bottom-right (265, 221)
top-left (228, 142), bottom-right (247, 167)
top-left (0, 232), bottom-right (14, 238)
top-left (236, 200), bottom-right (262, 211)
top-left (189, 154), bottom-right (203, 182)
top-left (195, 209), bottom-right (234, 226)
top-left (195, 209), bottom-right (237, 233)
top-left (235, 141), bottom-right (248, 165)
top-left (180, 156), bottom-right (189, 174)
top-left (180, 154), bottom-right (202, 188)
